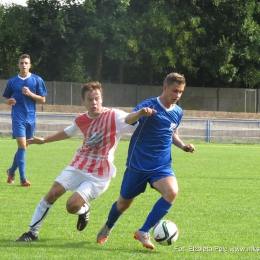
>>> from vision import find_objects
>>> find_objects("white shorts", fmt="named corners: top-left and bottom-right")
top-left (55, 166), bottom-right (111, 202)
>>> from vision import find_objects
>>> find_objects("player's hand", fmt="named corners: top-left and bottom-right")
top-left (183, 144), bottom-right (195, 153)
top-left (22, 86), bottom-right (32, 96)
top-left (140, 107), bottom-right (157, 116)
top-left (27, 136), bottom-right (45, 145)
top-left (6, 98), bottom-right (16, 106)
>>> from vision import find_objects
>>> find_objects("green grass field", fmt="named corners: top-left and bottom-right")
top-left (0, 138), bottom-right (260, 260)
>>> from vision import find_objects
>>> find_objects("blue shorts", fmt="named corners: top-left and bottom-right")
top-left (120, 168), bottom-right (175, 200)
top-left (12, 121), bottom-right (35, 139)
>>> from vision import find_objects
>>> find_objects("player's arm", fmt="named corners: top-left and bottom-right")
top-left (22, 87), bottom-right (46, 103)
top-left (172, 129), bottom-right (195, 153)
top-left (27, 130), bottom-right (70, 145)
top-left (125, 107), bottom-right (157, 124)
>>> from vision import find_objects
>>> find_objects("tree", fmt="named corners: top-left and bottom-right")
top-left (185, 0), bottom-right (260, 88)
top-left (26, 0), bottom-right (68, 80)
top-left (0, 4), bottom-right (30, 78)
top-left (1, 0), bottom-right (260, 88)
top-left (26, 0), bottom-right (91, 82)
top-left (120, 0), bottom-right (206, 85)
top-left (81, 0), bottom-right (131, 82)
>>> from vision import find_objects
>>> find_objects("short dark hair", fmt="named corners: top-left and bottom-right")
top-left (18, 54), bottom-right (31, 63)
top-left (81, 81), bottom-right (103, 100)
top-left (164, 72), bottom-right (186, 86)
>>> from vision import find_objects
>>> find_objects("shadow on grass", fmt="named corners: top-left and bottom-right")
top-left (0, 240), bottom-right (160, 254)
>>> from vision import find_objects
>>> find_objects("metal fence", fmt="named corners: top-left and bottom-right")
top-left (179, 119), bottom-right (260, 143)
top-left (0, 112), bottom-right (259, 143)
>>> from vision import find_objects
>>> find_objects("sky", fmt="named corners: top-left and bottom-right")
top-left (1, 0), bottom-right (27, 6)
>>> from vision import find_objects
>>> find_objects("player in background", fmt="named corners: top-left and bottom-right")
top-left (3, 54), bottom-right (47, 186)
top-left (14, 81), bottom-right (137, 242)
top-left (97, 73), bottom-right (195, 250)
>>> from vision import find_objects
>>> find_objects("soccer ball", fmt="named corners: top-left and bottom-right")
top-left (153, 220), bottom-right (179, 246)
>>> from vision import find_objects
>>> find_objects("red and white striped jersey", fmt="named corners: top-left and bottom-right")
top-left (64, 108), bottom-right (136, 178)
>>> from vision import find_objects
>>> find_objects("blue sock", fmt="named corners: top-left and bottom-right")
top-left (106, 201), bottom-right (123, 228)
top-left (139, 197), bottom-right (172, 232)
top-left (9, 153), bottom-right (18, 174)
top-left (16, 148), bottom-right (26, 180)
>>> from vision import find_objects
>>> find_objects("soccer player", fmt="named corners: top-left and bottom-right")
top-left (3, 54), bottom-right (47, 186)
top-left (97, 72), bottom-right (195, 250)
top-left (14, 81), bottom-right (137, 242)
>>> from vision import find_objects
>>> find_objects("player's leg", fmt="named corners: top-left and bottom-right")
top-left (16, 136), bottom-right (29, 186)
top-left (134, 173), bottom-right (178, 250)
top-left (14, 182), bottom-right (66, 242)
top-left (10, 121), bottom-right (31, 186)
top-left (17, 122), bottom-right (35, 186)
top-left (108, 195), bottom-right (134, 227)
top-left (97, 196), bottom-right (134, 244)
top-left (153, 175), bottom-right (178, 203)
top-left (66, 171), bottom-right (111, 232)
top-left (7, 153), bottom-right (18, 184)
top-left (66, 192), bottom-right (90, 231)
top-left (6, 122), bottom-right (24, 184)
top-left (97, 168), bottom-right (146, 244)
top-left (138, 175), bottom-right (178, 234)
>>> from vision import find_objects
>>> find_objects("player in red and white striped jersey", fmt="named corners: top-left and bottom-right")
top-left (14, 81), bottom-right (137, 242)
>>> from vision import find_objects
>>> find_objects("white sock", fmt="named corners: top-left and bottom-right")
top-left (29, 199), bottom-right (53, 235)
top-left (75, 203), bottom-right (89, 215)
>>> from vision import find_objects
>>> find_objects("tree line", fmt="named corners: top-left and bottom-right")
top-left (0, 0), bottom-right (260, 88)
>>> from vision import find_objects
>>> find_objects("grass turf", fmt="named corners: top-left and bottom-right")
top-left (0, 138), bottom-right (260, 260)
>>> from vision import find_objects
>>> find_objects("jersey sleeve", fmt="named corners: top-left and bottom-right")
top-left (64, 121), bottom-right (81, 137)
top-left (133, 102), bottom-right (145, 112)
top-left (36, 78), bottom-right (47, 97)
top-left (132, 98), bottom-right (155, 112)
top-left (2, 79), bottom-right (14, 98)
top-left (32, 74), bottom-right (47, 97)
top-left (131, 99), bottom-right (155, 124)
top-left (114, 109), bottom-right (138, 134)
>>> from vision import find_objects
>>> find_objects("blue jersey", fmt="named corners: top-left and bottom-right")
top-left (3, 73), bottom-right (47, 122)
top-left (126, 97), bottom-right (183, 173)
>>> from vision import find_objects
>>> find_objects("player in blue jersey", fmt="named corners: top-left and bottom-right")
top-left (97, 72), bottom-right (195, 250)
top-left (3, 54), bottom-right (47, 186)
